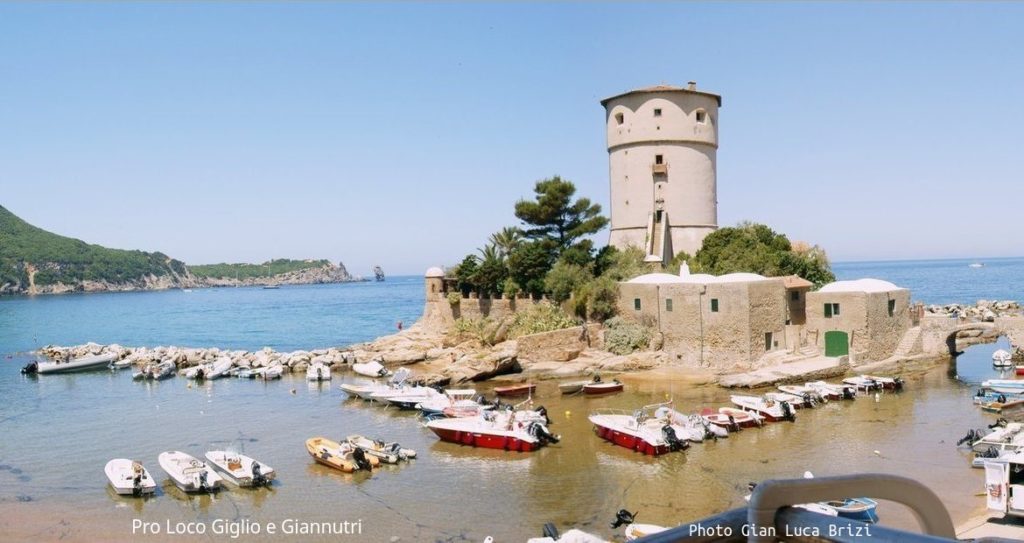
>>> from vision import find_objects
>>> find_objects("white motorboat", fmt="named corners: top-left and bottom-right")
top-left (204, 450), bottom-right (275, 487)
top-left (340, 367), bottom-right (412, 399)
top-left (667, 408), bottom-right (729, 439)
top-left (205, 357), bottom-right (233, 379)
top-left (588, 402), bottom-right (691, 455)
top-left (346, 435), bottom-right (417, 463)
top-left (416, 388), bottom-right (487, 416)
top-left (804, 381), bottom-right (857, 400)
top-left (861, 374), bottom-right (904, 390)
top-left (427, 412), bottom-right (559, 451)
top-left (778, 385), bottom-right (826, 405)
top-left (764, 391), bottom-right (813, 409)
top-left (306, 361), bottom-right (331, 381)
top-left (842, 375), bottom-right (881, 393)
top-left (158, 451), bottom-right (223, 493)
top-left (967, 423), bottom-right (1024, 453)
top-left (136, 360), bottom-right (175, 380)
top-left (981, 379), bottom-right (1024, 394)
top-left (994, 350), bottom-right (1014, 367)
top-left (23, 352), bottom-right (118, 375)
top-left (730, 395), bottom-right (796, 422)
top-left (371, 385), bottom-right (442, 409)
top-left (352, 360), bottom-right (391, 378)
top-left (105, 459), bottom-right (157, 496)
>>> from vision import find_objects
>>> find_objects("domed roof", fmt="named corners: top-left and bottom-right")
top-left (424, 267), bottom-right (445, 278)
top-left (678, 272), bottom-right (767, 284)
top-left (627, 273), bottom-right (688, 284)
top-left (818, 278), bottom-right (901, 293)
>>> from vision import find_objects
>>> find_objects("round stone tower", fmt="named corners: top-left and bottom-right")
top-left (601, 82), bottom-right (721, 263)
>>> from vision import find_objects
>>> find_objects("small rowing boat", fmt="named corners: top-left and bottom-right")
top-left (352, 360), bottom-right (391, 378)
top-left (494, 383), bottom-right (537, 397)
top-left (584, 380), bottom-right (624, 395)
top-left (158, 451), bottom-right (222, 493)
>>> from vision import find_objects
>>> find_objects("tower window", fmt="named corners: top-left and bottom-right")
top-left (653, 108), bottom-right (662, 117)
top-left (615, 112), bottom-right (624, 125)
top-left (791, 291), bottom-right (800, 301)
top-left (888, 299), bottom-right (896, 317)
top-left (655, 154), bottom-right (664, 165)
top-left (634, 298), bottom-right (641, 311)
top-left (696, 110), bottom-right (707, 123)
top-left (710, 299), bottom-right (719, 312)
top-left (665, 298), bottom-right (673, 312)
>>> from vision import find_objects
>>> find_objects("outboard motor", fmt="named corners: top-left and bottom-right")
top-left (198, 471), bottom-right (209, 492)
top-left (352, 447), bottom-right (372, 471)
top-left (801, 393), bottom-right (817, 408)
top-left (990, 418), bottom-right (1009, 429)
top-left (527, 422), bottom-right (560, 445)
top-left (780, 401), bottom-right (796, 422)
top-left (251, 462), bottom-right (267, 487)
top-left (958, 428), bottom-right (982, 447)
top-left (196, 367), bottom-right (205, 381)
top-left (726, 414), bottom-right (741, 433)
top-left (893, 377), bottom-right (905, 391)
top-left (132, 472), bottom-right (144, 496)
top-left (542, 523), bottom-right (560, 539)
top-left (610, 509), bottom-right (637, 529)
top-left (536, 406), bottom-right (550, 425)
top-left (661, 425), bottom-right (687, 451)
top-left (842, 387), bottom-right (856, 400)
top-left (21, 361), bottom-right (38, 375)
top-left (978, 446), bottom-right (1002, 459)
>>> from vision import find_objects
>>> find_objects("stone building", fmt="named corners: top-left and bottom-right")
top-left (806, 279), bottom-right (911, 363)
top-left (601, 82), bottom-right (721, 264)
top-left (616, 270), bottom-right (803, 369)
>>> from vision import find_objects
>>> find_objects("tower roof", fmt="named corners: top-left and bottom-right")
top-left (601, 83), bottom-right (722, 107)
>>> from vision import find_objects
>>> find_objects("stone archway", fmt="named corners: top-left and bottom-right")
top-left (944, 323), bottom-right (998, 356)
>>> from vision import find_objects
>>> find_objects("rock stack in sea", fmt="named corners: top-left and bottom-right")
top-left (924, 300), bottom-right (1022, 322)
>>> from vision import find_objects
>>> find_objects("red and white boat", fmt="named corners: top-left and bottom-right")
top-left (583, 380), bottom-right (624, 395)
top-left (1016, 366), bottom-right (1024, 376)
top-left (714, 407), bottom-right (764, 428)
top-left (493, 383), bottom-right (537, 397)
top-left (588, 403), bottom-right (691, 456)
top-left (426, 411), bottom-right (559, 452)
top-left (730, 395), bottom-right (796, 423)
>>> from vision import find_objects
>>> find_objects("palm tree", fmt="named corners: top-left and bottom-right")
top-left (489, 227), bottom-right (522, 259)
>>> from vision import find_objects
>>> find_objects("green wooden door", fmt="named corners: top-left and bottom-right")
top-left (824, 331), bottom-right (849, 357)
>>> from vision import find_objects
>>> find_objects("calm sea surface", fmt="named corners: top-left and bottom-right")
top-left (0, 260), bottom-right (1022, 542)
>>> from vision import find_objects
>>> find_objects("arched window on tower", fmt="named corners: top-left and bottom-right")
top-left (615, 112), bottom-right (624, 125)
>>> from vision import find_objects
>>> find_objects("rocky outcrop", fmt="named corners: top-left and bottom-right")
top-left (925, 300), bottom-right (1022, 321)
top-left (197, 262), bottom-right (357, 288)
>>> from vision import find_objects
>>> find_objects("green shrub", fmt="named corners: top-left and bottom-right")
top-left (446, 291), bottom-right (462, 306)
top-left (450, 317), bottom-right (497, 345)
top-left (604, 316), bottom-right (652, 355)
top-left (508, 302), bottom-right (577, 338)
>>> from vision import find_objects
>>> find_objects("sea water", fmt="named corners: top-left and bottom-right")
top-left (0, 261), bottom-right (1021, 542)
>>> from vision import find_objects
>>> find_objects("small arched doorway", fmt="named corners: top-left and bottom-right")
top-left (824, 330), bottom-right (849, 357)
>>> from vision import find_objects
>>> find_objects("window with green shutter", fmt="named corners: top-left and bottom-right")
top-left (634, 298), bottom-right (641, 311)
top-left (711, 299), bottom-right (719, 312)
top-left (824, 303), bottom-right (833, 318)
top-left (665, 298), bottom-right (673, 312)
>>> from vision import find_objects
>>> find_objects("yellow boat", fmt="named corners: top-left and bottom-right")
top-left (305, 437), bottom-right (379, 473)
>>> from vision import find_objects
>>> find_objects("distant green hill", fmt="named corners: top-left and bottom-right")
top-left (190, 259), bottom-right (332, 280)
top-left (0, 205), bottom-right (353, 295)
top-left (0, 204), bottom-right (188, 293)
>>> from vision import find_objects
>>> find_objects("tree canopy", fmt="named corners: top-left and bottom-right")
top-left (514, 176), bottom-right (608, 255)
top-left (692, 222), bottom-right (836, 287)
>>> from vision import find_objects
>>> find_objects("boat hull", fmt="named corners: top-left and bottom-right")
top-left (584, 383), bottom-right (624, 395)
top-left (36, 353), bottom-right (118, 374)
top-left (494, 384), bottom-right (536, 397)
top-left (428, 426), bottom-right (539, 452)
top-left (591, 423), bottom-right (670, 456)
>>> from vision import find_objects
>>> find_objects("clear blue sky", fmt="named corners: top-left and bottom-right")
top-left (2, 3), bottom-right (1022, 276)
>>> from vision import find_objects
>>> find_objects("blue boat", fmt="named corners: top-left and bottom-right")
top-left (823, 497), bottom-right (879, 523)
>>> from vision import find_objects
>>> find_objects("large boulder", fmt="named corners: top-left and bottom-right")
top-left (441, 347), bottom-right (520, 383)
